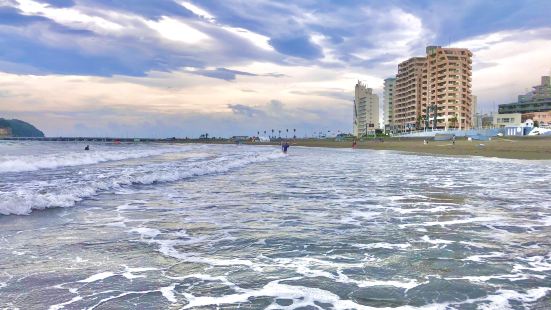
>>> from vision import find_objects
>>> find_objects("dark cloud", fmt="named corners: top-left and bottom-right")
top-left (193, 68), bottom-right (256, 81)
top-left (0, 7), bottom-right (50, 25)
top-left (78, 0), bottom-right (194, 20)
top-left (228, 104), bottom-right (264, 117)
top-left (1, 0), bottom-right (551, 78)
top-left (269, 35), bottom-right (323, 59)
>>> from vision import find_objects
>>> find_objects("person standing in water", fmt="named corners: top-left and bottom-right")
top-left (282, 141), bottom-right (290, 153)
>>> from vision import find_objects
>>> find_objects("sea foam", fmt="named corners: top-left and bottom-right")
top-left (0, 149), bottom-right (283, 215)
top-left (0, 146), bottom-right (192, 173)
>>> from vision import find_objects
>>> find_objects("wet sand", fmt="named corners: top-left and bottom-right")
top-left (255, 136), bottom-right (551, 160)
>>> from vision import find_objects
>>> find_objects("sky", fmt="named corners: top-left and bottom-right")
top-left (0, 0), bottom-right (551, 138)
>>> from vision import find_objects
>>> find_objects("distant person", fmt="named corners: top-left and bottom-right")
top-left (352, 139), bottom-right (357, 149)
top-left (452, 135), bottom-right (456, 145)
top-left (282, 141), bottom-right (290, 153)
top-left (84, 145), bottom-right (90, 151)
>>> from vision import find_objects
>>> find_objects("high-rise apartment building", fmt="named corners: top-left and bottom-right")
top-left (393, 46), bottom-right (473, 130)
top-left (422, 46), bottom-right (473, 130)
top-left (353, 81), bottom-right (379, 137)
top-left (394, 57), bottom-right (426, 130)
top-left (383, 78), bottom-right (396, 130)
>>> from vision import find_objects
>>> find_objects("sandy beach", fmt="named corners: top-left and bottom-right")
top-left (249, 136), bottom-right (551, 160)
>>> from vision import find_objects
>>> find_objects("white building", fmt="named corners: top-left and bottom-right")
top-left (353, 81), bottom-right (379, 137)
top-left (493, 113), bottom-right (522, 128)
top-left (383, 77), bottom-right (396, 130)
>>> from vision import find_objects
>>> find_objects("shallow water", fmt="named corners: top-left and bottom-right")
top-left (0, 142), bottom-right (550, 309)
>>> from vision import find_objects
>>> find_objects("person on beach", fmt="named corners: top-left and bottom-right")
top-left (282, 141), bottom-right (290, 153)
top-left (452, 135), bottom-right (456, 145)
top-left (352, 139), bottom-right (357, 149)
top-left (84, 145), bottom-right (90, 151)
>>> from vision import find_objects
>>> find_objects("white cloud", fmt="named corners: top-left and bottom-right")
top-left (452, 28), bottom-right (551, 112)
top-left (146, 16), bottom-right (210, 44)
top-left (221, 26), bottom-right (273, 51)
top-left (15, 0), bottom-right (124, 33)
top-left (178, 1), bottom-right (273, 51)
top-left (180, 1), bottom-right (215, 21)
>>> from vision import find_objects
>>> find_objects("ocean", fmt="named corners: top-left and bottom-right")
top-left (0, 141), bottom-right (550, 309)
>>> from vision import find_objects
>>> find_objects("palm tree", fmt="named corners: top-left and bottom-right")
top-left (449, 115), bottom-right (458, 129)
top-left (417, 115), bottom-right (424, 129)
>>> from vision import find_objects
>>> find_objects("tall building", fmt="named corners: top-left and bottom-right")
top-left (421, 46), bottom-right (473, 130)
top-left (383, 77), bottom-right (396, 130)
top-left (499, 76), bottom-right (551, 114)
top-left (393, 46), bottom-right (473, 131)
top-left (353, 81), bottom-right (379, 137)
top-left (394, 57), bottom-right (425, 130)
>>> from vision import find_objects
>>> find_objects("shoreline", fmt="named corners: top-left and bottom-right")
top-left (4, 136), bottom-right (551, 160)
top-left (236, 136), bottom-right (551, 160)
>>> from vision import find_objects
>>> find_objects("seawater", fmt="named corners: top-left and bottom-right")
top-left (0, 141), bottom-right (550, 309)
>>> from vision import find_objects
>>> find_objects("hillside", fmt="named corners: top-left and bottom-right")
top-left (0, 118), bottom-right (45, 137)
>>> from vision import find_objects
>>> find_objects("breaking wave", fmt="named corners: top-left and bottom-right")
top-left (0, 146), bottom-right (194, 173)
top-left (0, 149), bottom-right (283, 215)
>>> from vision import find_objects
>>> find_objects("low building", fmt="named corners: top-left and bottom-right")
top-left (499, 76), bottom-right (551, 114)
top-left (493, 113), bottom-right (522, 128)
top-left (0, 127), bottom-right (12, 137)
top-left (522, 111), bottom-right (551, 127)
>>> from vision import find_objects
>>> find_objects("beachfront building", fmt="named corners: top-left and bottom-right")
top-left (393, 46), bottom-right (473, 131)
top-left (353, 81), bottom-right (379, 137)
top-left (383, 77), bottom-right (396, 131)
top-left (493, 113), bottom-right (522, 128)
top-left (394, 57), bottom-right (425, 131)
top-left (499, 76), bottom-right (551, 114)
top-left (421, 46), bottom-right (473, 130)
top-left (522, 111), bottom-right (551, 127)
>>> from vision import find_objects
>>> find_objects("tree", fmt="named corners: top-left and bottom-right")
top-left (449, 115), bottom-right (458, 129)
top-left (417, 115), bottom-right (425, 129)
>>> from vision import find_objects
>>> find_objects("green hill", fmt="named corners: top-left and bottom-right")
top-left (0, 118), bottom-right (45, 137)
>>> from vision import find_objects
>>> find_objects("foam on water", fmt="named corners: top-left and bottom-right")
top-left (0, 145), bottom-right (193, 173)
top-left (2, 143), bottom-right (551, 309)
top-left (0, 146), bottom-right (283, 215)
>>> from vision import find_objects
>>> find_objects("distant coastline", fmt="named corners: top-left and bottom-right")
top-left (0, 118), bottom-right (44, 138)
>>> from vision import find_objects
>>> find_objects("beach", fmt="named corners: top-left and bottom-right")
top-left (248, 136), bottom-right (551, 160)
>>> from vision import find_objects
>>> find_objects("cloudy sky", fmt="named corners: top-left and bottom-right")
top-left (1, 0), bottom-right (550, 137)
